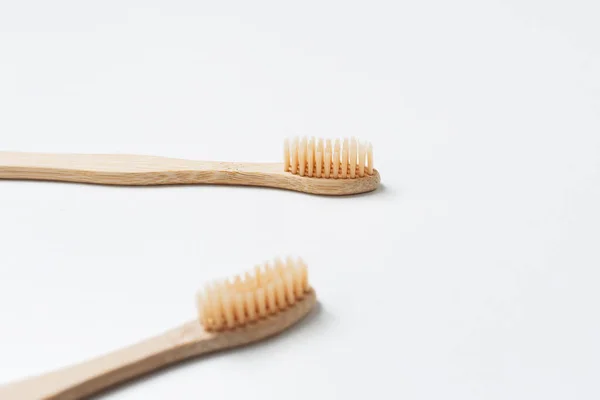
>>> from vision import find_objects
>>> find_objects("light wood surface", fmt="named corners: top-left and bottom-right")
top-left (0, 291), bottom-right (316, 400)
top-left (0, 152), bottom-right (380, 195)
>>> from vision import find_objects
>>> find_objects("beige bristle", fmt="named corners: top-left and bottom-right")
top-left (197, 257), bottom-right (312, 331)
top-left (285, 136), bottom-right (374, 179)
top-left (358, 141), bottom-right (366, 177)
top-left (234, 275), bottom-right (242, 289)
top-left (324, 139), bottom-right (332, 178)
top-left (285, 256), bottom-right (303, 298)
top-left (245, 291), bottom-right (257, 321)
top-left (341, 138), bottom-right (349, 178)
top-left (284, 273), bottom-right (295, 304)
top-left (257, 288), bottom-right (267, 317)
top-left (275, 257), bottom-right (285, 275)
top-left (367, 143), bottom-right (373, 174)
top-left (222, 293), bottom-right (235, 329)
top-left (317, 138), bottom-right (324, 177)
top-left (298, 257), bottom-right (309, 291)
top-left (292, 267), bottom-right (304, 298)
top-left (349, 137), bottom-right (357, 178)
top-left (291, 137), bottom-right (299, 174)
top-left (266, 283), bottom-right (277, 314)
top-left (275, 278), bottom-right (287, 308)
top-left (333, 139), bottom-right (340, 178)
top-left (206, 285), bottom-right (223, 330)
top-left (316, 149), bottom-right (323, 178)
top-left (197, 292), bottom-right (208, 327)
top-left (284, 138), bottom-right (290, 172)
top-left (252, 266), bottom-right (260, 288)
top-left (223, 278), bottom-right (233, 290)
top-left (234, 293), bottom-right (246, 325)
top-left (299, 137), bottom-right (307, 176)
top-left (244, 272), bottom-right (254, 290)
top-left (264, 263), bottom-right (274, 281)
top-left (307, 137), bottom-right (315, 177)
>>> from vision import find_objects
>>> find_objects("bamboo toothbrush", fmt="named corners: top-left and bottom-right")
top-left (0, 136), bottom-right (379, 195)
top-left (0, 257), bottom-right (316, 400)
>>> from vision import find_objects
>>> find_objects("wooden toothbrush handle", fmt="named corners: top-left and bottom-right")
top-left (0, 151), bottom-right (284, 186)
top-left (0, 321), bottom-right (212, 400)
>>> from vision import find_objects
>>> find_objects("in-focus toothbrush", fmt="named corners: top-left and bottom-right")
top-left (0, 136), bottom-right (379, 195)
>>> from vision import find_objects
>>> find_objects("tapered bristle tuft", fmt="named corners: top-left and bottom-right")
top-left (285, 136), bottom-right (374, 178)
top-left (197, 257), bottom-right (311, 331)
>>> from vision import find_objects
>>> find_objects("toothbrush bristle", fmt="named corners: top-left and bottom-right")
top-left (284, 136), bottom-right (374, 178)
top-left (197, 257), bottom-right (311, 331)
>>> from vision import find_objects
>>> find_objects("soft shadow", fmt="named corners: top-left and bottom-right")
top-left (89, 302), bottom-right (326, 399)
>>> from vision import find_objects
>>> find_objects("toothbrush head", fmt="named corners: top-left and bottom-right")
top-left (284, 136), bottom-right (374, 179)
top-left (197, 257), bottom-right (313, 332)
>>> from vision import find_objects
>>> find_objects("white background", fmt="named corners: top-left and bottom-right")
top-left (1, 1), bottom-right (599, 399)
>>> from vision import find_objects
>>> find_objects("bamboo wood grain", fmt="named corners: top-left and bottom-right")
top-left (0, 152), bottom-right (380, 195)
top-left (0, 290), bottom-right (316, 400)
